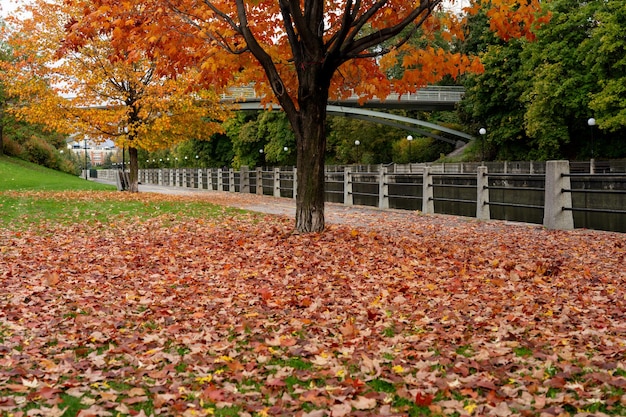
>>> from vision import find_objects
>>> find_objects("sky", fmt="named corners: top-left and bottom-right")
top-left (0, 0), bottom-right (23, 18)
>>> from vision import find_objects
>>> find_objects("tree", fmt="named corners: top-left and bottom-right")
top-left (588, 0), bottom-right (626, 134)
top-left (519, 0), bottom-right (600, 159)
top-left (66, 0), bottom-right (544, 232)
top-left (2, 0), bottom-right (229, 191)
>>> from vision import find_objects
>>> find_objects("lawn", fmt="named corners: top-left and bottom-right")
top-left (1, 157), bottom-right (626, 417)
top-left (0, 156), bottom-right (115, 192)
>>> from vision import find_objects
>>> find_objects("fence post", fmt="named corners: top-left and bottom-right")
top-left (273, 168), bottom-right (281, 197)
top-left (422, 166), bottom-right (434, 214)
top-left (256, 168), bottom-right (263, 195)
top-left (240, 166), bottom-right (250, 193)
top-left (293, 168), bottom-right (297, 200)
top-left (379, 166), bottom-right (389, 209)
top-left (229, 169), bottom-right (235, 192)
top-left (344, 167), bottom-right (353, 206)
top-left (476, 166), bottom-right (490, 221)
top-left (543, 160), bottom-right (574, 230)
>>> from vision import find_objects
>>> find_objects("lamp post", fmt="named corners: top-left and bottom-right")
top-left (195, 155), bottom-right (199, 167)
top-left (83, 138), bottom-right (88, 180)
top-left (354, 140), bottom-right (360, 164)
top-left (588, 118), bottom-right (596, 159)
top-left (479, 128), bottom-right (487, 162)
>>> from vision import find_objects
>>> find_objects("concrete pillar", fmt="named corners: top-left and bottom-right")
top-left (422, 166), bottom-right (434, 214)
top-left (543, 160), bottom-right (574, 230)
top-left (344, 167), bottom-right (353, 206)
top-left (379, 166), bottom-right (389, 209)
top-left (273, 168), bottom-right (281, 197)
top-left (240, 166), bottom-right (250, 194)
top-left (256, 168), bottom-right (263, 195)
top-left (217, 168), bottom-right (223, 191)
top-left (476, 166), bottom-right (490, 221)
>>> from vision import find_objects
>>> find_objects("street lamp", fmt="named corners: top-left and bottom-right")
top-left (83, 138), bottom-right (88, 180)
top-left (479, 128), bottom-right (487, 162)
top-left (195, 155), bottom-right (199, 167)
top-left (406, 135), bottom-right (413, 163)
top-left (354, 140), bottom-right (360, 164)
top-left (588, 118), bottom-right (596, 159)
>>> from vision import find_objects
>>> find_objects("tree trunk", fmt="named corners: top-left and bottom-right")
top-left (294, 97), bottom-right (328, 233)
top-left (128, 146), bottom-right (139, 192)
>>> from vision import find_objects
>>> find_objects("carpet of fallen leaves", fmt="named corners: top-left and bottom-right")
top-left (1, 191), bottom-right (626, 417)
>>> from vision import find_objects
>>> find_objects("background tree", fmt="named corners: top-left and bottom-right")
top-left (460, 0), bottom-right (626, 160)
top-left (588, 1), bottom-right (626, 137)
top-left (519, 0), bottom-right (600, 159)
top-left (3, 0), bottom-right (229, 191)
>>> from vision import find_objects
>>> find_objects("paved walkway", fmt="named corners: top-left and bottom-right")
top-left (91, 178), bottom-right (541, 234)
top-left (91, 178), bottom-right (450, 229)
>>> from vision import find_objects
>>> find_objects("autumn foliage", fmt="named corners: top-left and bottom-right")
top-left (1, 190), bottom-right (625, 416)
top-left (1, 0), bottom-right (230, 191)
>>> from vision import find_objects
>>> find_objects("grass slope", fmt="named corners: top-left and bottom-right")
top-left (0, 155), bottom-right (115, 192)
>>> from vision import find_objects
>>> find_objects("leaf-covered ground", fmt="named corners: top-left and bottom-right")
top-left (1, 191), bottom-right (625, 417)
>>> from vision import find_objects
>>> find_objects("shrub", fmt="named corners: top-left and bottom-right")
top-left (24, 135), bottom-right (58, 167)
top-left (3, 137), bottom-right (27, 159)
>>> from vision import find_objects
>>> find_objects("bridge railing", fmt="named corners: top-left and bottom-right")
top-left (112, 159), bottom-right (626, 233)
top-left (220, 85), bottom-right (464, 104)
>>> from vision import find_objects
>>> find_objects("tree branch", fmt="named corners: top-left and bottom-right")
top-left (231, 0), bottom-right (297, 116)
top-left (342, 0), bottom-right (442, 60)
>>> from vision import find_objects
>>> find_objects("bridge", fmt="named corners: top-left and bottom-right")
top-left (221, 85), bottom-right (472, 144)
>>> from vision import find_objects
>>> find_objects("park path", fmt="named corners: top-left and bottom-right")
top-left (91, 178), bottom-right (599, 240)
top-left (128, 182), bottom-right (552, 239)
top-left (136, 182), bottom-right (422, 230)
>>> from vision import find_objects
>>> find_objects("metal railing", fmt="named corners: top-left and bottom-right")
top-left (119, 160), bottom-right (626, 232)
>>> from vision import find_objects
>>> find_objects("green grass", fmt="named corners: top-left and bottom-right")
top-left (0, 195), bottom-right (240, 230)
top-left (0, 155), bottom-right (244, 230)
top-left (0, 155), bottom-right (115, 191)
